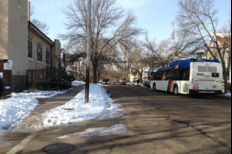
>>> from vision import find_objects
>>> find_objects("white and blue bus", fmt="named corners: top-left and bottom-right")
top-left (150, 58), bottom-right (223, 95)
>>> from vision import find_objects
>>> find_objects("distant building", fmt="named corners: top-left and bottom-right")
top-left (0, 0), bottom-right (62, 92)
top-left (195, 49), bottom-right (206, 59)
top-left (142, 68), bottom-right (150, 82)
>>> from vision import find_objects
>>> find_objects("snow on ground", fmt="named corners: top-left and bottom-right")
top-left (0, 97), bottom-right (39, 131)
top-left (11, 89), bottom-right (71, 99)
top-left (218, 93), bottom-right (231, 98)
top-left (43, 84), bottom-right (122, 128)
top-left (58, 124), bottom-right (127, 138)
top-left (72, 81), bottom-right (85, 87)
top-left (0, 89), bottom-right (71, 132)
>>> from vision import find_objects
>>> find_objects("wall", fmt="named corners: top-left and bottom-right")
top-left (0, 0), bottom-right (9, 59)
top-left (51, 40), bottom-right (62, 68)
top-left (8, 0), bottom-right (28, 92)
top-left (28, 30), bottom-right (51, 70)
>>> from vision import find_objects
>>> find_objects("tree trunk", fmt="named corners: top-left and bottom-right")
top-left (93, 64), bottom-right (98, 84)
top-left (222, 62), bottom-right (228, 93)
top-left (140, 71), bottom-right (143, 83)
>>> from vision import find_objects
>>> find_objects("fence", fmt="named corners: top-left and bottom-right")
top-left (26, 67), bottom-right (72, 91)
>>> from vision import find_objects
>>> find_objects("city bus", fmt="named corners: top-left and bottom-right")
top-left (150, 58), bottom-right (223, 95)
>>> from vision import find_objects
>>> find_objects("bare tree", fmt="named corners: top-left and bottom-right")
top-left (174, 29), bottom-right (204, 58)
top-left (144, 34), bottom-right (173, 68)
top-left (118, 39), bottom-right (138, 80)
top-left (60, 0), bottom-right (143, 83)
top-left (220, 25), bottom-right (231, 84)
top-left (30, 5), bottom-right (36, 17)
top-left (30, 5), bottom-right (50, 35)
top-left (177, 0), bottom-right (231, 93)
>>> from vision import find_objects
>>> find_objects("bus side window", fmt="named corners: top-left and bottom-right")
top-left (179, 69), bottom-right (184, 80)
top-left (151, 73), bottom-right (154, 80)
top-left (156, 72), bottom-right (161, 80)
top-left (174, 70), bottom-right (180, 80)
top-left (185, 68), bottom-right (190, 80)
top-left (179, 68), bottom-right (190, 80)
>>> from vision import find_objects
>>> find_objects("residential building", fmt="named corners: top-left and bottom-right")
top-left (194, 49), bottom-right (207, 59)
top-left (0, 0), bottom-right (62, 92)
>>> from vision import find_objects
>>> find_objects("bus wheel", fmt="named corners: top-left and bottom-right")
top-left (153, 84), bottom-right (156, 91)
top-left (173, 85), bottom-right (179, 96)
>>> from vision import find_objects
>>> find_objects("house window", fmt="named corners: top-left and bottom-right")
top-left (28, 35), bottom-right (32, 58)
top-left (18, 0), bottom-right (22, 9)
top-left (46, 48), bottom-right (50, 66)
top-left (37, 42), bottom-right (42, 62)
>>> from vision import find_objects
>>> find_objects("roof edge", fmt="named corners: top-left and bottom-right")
top-left (28, 21), bottom-right (54, 45)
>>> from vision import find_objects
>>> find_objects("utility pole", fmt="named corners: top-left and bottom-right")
top-left (85, 0), bottom-right (91, 103)
top-left (171, 22), bottom-right (175, 61)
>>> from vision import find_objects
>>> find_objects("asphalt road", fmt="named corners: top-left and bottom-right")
top-left (0, 85), bottom-right (231, 154)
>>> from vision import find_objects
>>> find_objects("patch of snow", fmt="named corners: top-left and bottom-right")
top-left (72, 81), bottom-right (85, 87)
top-left (0, 97), bottom-right (39, 131)
top-left (58, 124), bottom-right (127, 138)
top-left (11, 89), bottom-right (71, 99)
top-left (66, 67), bottom-right (73, 72)
top-left (217, 93), bottom-right (231, 98)
top-left (215, 32), bottom-right (231, 38)
top-left (0, 89), bottom-right (71, 132)
top-left (43, 84), bottom-right (121, 128)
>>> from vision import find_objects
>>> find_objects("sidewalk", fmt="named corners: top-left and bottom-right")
top-left (7, 85), bottom-right (85, 133)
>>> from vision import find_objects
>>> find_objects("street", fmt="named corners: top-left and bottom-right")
top-left (0, 85), bottom-right (231, 154)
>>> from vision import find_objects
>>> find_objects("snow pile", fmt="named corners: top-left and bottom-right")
top-left (217, 93), bottom-right (231, 98)
top-left (225, 93), bottom-right (231, 97)
top-left (43, 84), bottom-right (121, 127)
top-left (72, 81), bottom-right (85, 87)
top-left (0, 97), bottom-right (39, 131)
top-left (222, 93), bottom-right (231, 98)
top-left (0, 90), bottom-right (70, 132)
top-left (11, 89), bottom-right (71, 99)
top-left (58, 124), bottom-right (127, 138)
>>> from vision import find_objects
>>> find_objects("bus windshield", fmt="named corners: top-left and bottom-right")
top-left (103, 78), bottom-right (109, 82)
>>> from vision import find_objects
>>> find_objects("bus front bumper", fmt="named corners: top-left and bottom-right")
top-left (189, 90), bottom-right (223, 94)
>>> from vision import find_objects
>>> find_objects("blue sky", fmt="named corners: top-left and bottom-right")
top-left (29, 0), bottom-right (231, 47)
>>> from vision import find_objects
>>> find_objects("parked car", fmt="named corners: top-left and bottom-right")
top-left (120, 82), bottom-right (126, 85)
top-left (117, 82), bottom-right (121, 85)
top-left (133, 82), bottom-right (140, 86)
top-left (112, 82), bottom-right (116, 85)
top-left (126, 82), bottom-right (132, 86)
top-left (141, 81), bottom-right (150, 87)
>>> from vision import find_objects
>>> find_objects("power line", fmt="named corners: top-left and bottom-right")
top-left (156, 24), bottom-right (171, 39)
